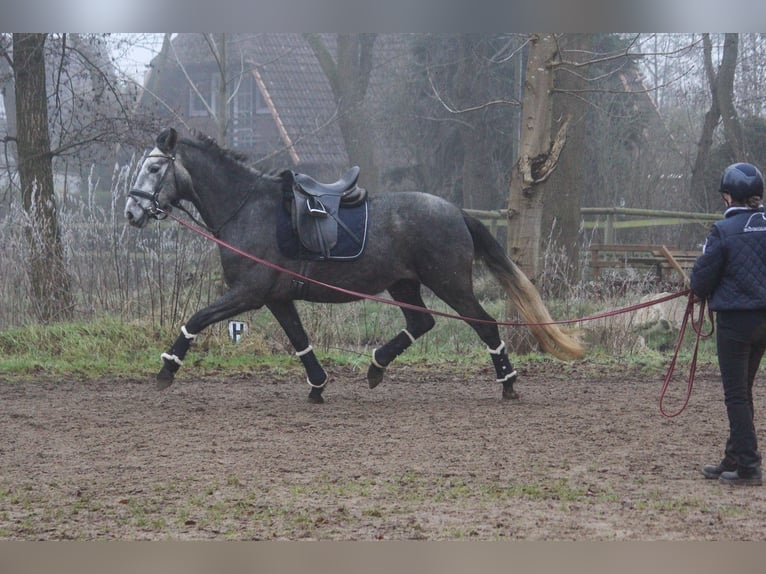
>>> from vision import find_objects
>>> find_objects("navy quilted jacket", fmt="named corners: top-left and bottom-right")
top-left (690, 206), bottom-right (766, 311)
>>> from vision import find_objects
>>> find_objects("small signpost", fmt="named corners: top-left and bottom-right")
top-left (228, 321), bottom-right (247, 343)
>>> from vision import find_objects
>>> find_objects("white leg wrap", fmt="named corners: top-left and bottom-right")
top-left (488, 341), bottom-right (507, 355)
top-left (181, 325), bottom-right (197, 340)
top-left (161, 352), bottom-right (183, 366)
top-left (371, 348), bottom-right (386, 369)
top-left (497, 370), bottom-right (517, 383)
top-left (295, 345), bottom-right (314, 358)
top-left (307, 376), bottom-right (328, 389)
top-left (401, 329), bottom-right (416, 344)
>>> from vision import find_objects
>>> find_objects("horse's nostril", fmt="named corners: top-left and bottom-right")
top-left (126, 211), bottom-right (134, 221)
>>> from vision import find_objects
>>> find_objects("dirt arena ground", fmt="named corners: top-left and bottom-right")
top-left (2, 359), bottom-right (766, 540)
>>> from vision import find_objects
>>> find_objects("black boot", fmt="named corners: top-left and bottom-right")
top-left (719, 467), bottom-right (762, 486)
top-left (701, 459), bottom-right (737, 479)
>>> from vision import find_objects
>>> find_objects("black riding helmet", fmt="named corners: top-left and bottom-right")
top-left (719, 162), bottom-right (765, 200)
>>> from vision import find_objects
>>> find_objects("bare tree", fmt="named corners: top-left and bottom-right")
top-left (716, 34), bottom-right (746, 161)
top-left (507, 34), bottom-right (569, 280)
top-left (305, 33), bottom-right (379, 188)
top-left (690, 33), bottom-right (745, 206)
top-left (12, 33), bottom-right (73, 322)
top-left (1, 33), bottom-right (162, 322)
top-left (451, 35), bottom-right (519, 210)
top-left (391, 34), bottom-right (523, 207)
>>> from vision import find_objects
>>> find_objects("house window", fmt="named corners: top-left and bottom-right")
top-left (231, 73), bottom-right (269, 147)
top-left (188, 73), bottom-right (218, 117)
top-left (187, 71), bottom-right (270, 146)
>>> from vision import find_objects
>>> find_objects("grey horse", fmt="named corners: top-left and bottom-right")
top-left (125, 127), bottom-right (583, 403)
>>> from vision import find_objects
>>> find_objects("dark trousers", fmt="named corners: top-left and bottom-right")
top-left (716, 310), bottom-right (766, 471)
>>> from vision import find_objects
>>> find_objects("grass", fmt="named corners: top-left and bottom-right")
top-left (0, 288), bottom-right (717, 381)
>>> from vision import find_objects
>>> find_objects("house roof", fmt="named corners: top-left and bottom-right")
top-left (171, 33), bottom-right (349, 169)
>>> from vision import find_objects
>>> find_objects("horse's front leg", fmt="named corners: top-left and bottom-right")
top-left (156, 289), bottom-right (258, 390)
top-left (367, 280), bottom-right (435, 389)
top-left (267, 300), bottom-right (327, 404)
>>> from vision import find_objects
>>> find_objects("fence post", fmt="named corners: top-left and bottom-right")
top-left (604, 212), bottom-right (615, 244)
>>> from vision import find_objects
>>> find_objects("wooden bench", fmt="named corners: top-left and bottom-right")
top-left (589, 243), bottom-right (701, 285)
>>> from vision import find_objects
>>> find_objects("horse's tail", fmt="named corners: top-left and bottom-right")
top-left (463, 212), bottom-right (585, 361)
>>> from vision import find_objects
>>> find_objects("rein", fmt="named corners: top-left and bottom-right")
top-left (658, 292), bottom-right (714, 418)
top-left (162, 209), bottom-right (710, 416)
top-left (165, 210), bottom-right (690, 327)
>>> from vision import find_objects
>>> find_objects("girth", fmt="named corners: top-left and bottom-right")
top-left (289, 166), bottom-right (367, 258)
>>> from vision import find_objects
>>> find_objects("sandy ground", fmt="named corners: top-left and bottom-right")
top-left (2, 359), bottom-right (766, 540)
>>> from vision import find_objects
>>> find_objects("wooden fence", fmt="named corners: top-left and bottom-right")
top-left (464, 206), bottom-right (718, 244)
top-left (579, 207), bottom-right (718, 243)
top-left (465, 206), bottom-right (718, 284)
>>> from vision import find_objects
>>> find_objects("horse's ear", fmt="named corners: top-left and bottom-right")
top-left (156, 128), bottom-right (178, 154)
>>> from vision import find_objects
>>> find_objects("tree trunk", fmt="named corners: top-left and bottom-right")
top-left (305, 33), bottom-right (379, 187)
top-left (0, 41), bottom-right (17, 164)
top-left (717, 34), bottom-right (745, 161)
top-left (507, 33), bottom-right (567, 280)
top-left (689, 35), bottom-right (721, 209)
top-left (505, 33), bottom-right (567, 354)
top-left (214, 33), bottom-right (228, 146)
top-left (13, 33), bottom-right (73, 322)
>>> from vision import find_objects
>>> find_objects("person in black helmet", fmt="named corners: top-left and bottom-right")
top-left (691, 162), bottom-right (766, 486)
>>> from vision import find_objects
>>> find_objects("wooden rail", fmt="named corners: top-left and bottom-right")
top-left (589, 243), bottom-right (700, 285)
top-left (464, 207), bottom-right (718, 244)
top-left (463, 207), bottom-right (709, 285)
top-left (580, 207), bottom-right (717, 243)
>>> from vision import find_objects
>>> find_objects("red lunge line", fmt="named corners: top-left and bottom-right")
top-left (169, 212), bottom-right (707, 416)
top-left (658, 292), bottom-right (714, 418)
top-left (167, 211), bottom-right (690, 327)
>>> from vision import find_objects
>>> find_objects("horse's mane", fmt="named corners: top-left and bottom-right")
top-left (179, 131), bottom-right (288, 187)
top-left (184, 131), bottom-right (253, 167)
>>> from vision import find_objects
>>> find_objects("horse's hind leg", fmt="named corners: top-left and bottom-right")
top-left (267, 301), bottom-right (327, 404)
top-left (427, 283), bottom-right (518, 400)
top-left (368, 280), bottom-right (435, 389)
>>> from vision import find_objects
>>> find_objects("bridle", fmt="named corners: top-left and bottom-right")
top-left (129, 150), bottom-right (257, 237)
top-left (128, 152), bottom-right (177, 221)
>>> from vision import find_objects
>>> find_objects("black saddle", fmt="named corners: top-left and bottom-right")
top-left (293, 166), bottom-right (364, 201)
top-left (288, 167), bottom-right (368, 258)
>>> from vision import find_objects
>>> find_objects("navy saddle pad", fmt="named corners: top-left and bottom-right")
top-left (276, 201), bottom-right (369, 261)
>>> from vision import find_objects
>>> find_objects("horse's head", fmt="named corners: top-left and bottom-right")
top-left (125, 127), bottom-right (191, 228)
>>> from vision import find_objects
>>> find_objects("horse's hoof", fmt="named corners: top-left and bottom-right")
top-left (367, 364), bottom-right (385, 389)
top-left (502, 381), bottom-right (519, 400)
top-left (156, 368), bottom-right (175, 390)
top-left (308, 393), bottom-right (325, 405)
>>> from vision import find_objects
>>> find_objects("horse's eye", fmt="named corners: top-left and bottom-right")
top-left (148, 164), bottom-right (162, 174)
